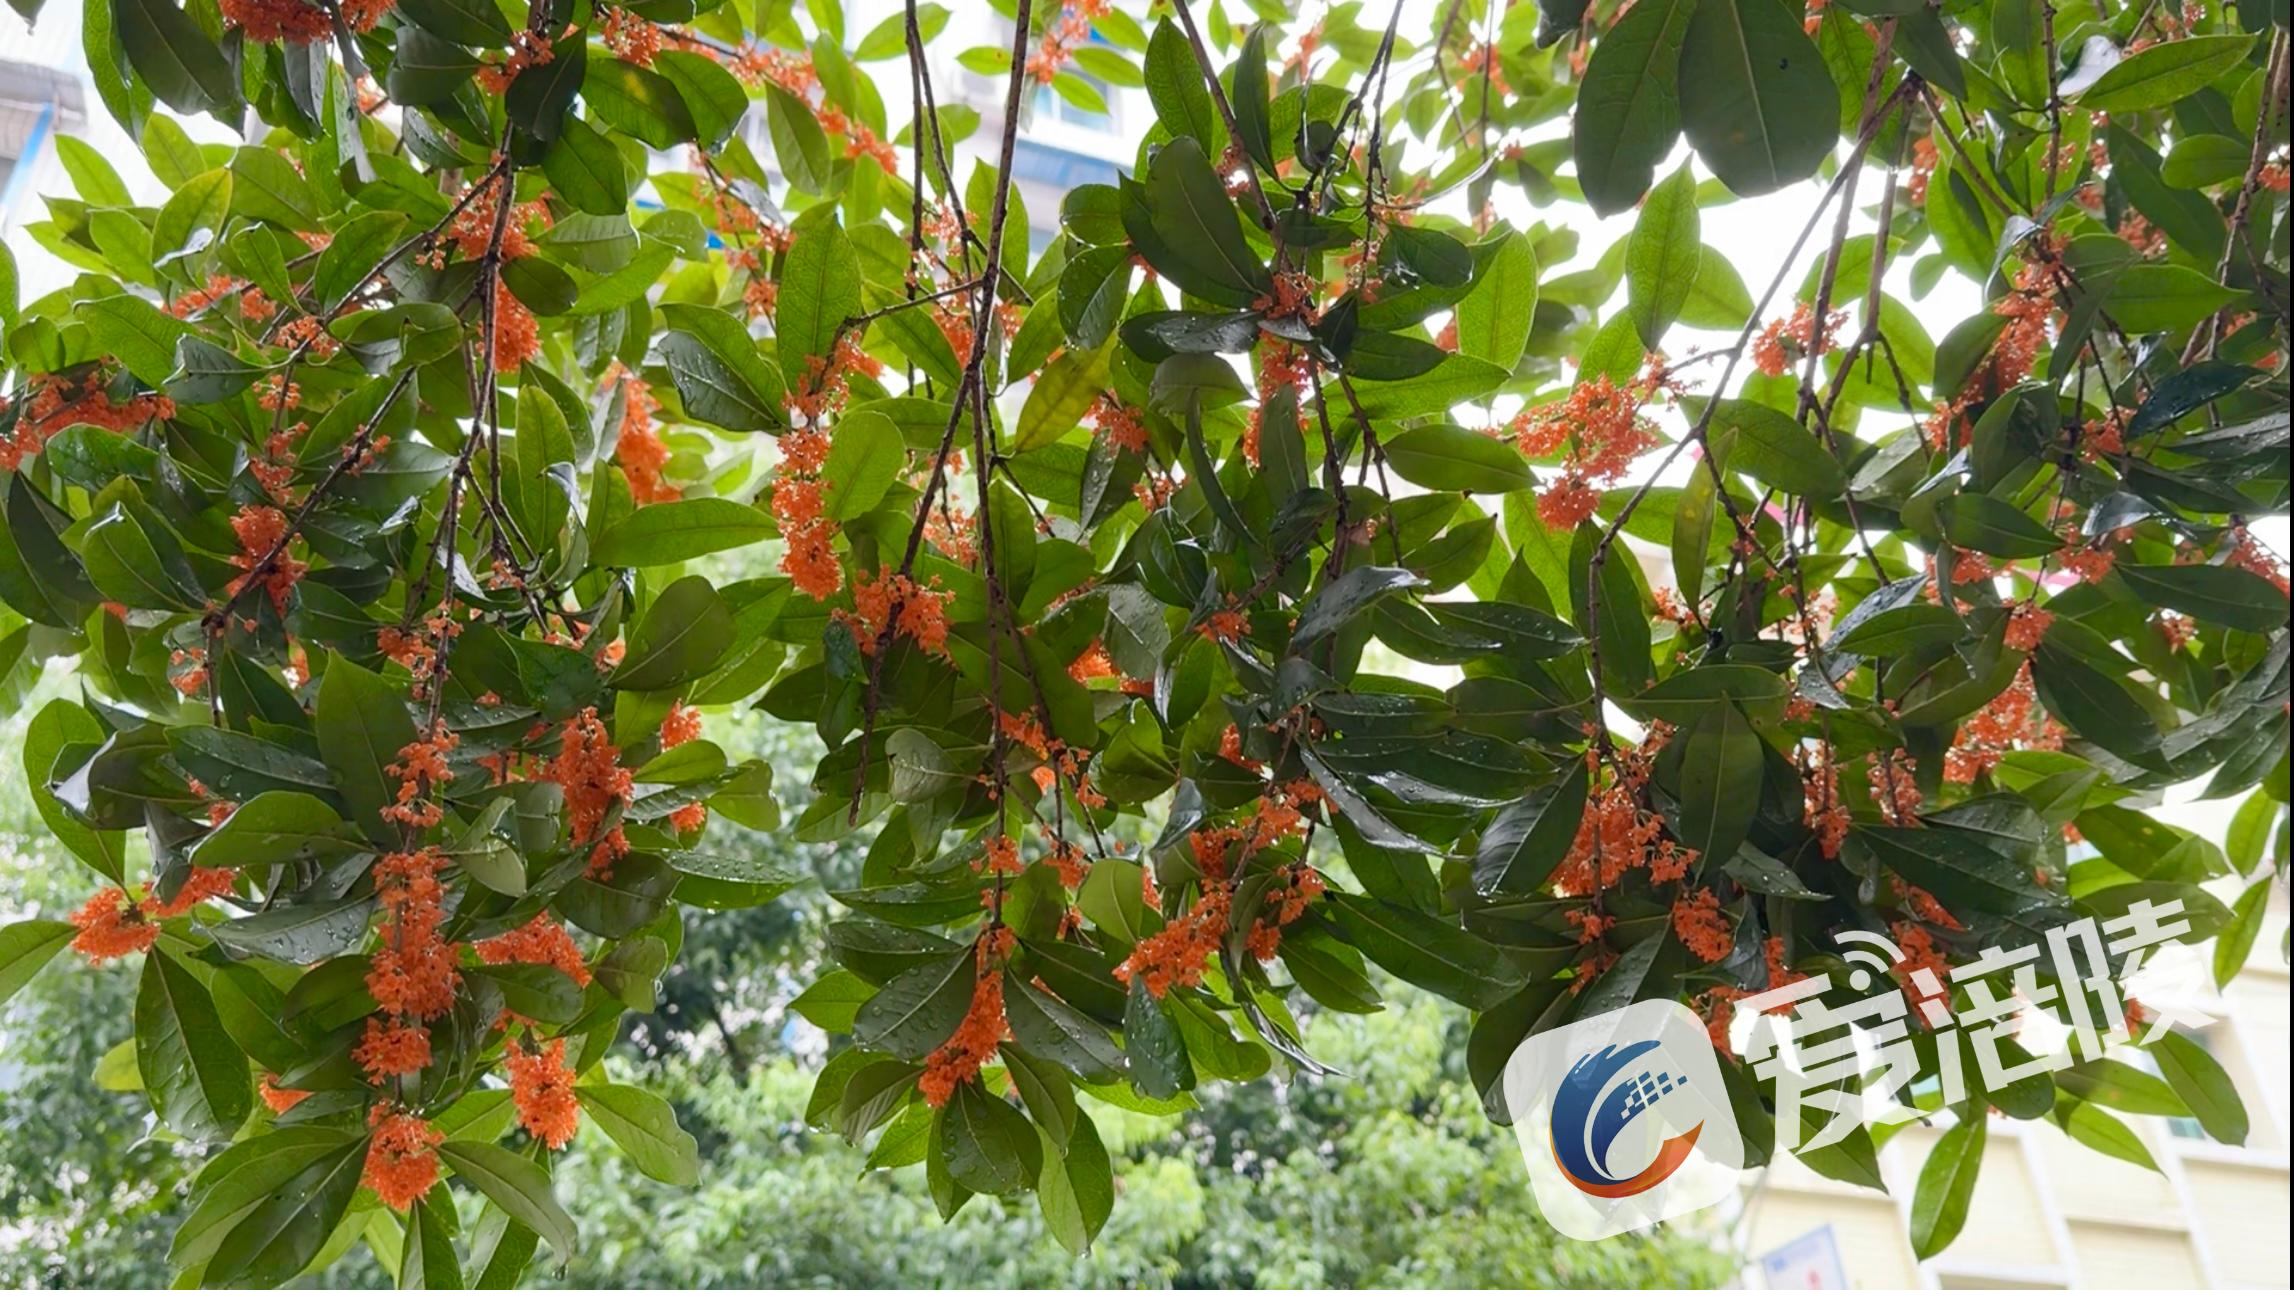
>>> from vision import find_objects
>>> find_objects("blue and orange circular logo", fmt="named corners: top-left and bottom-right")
top-left (1548, 1039), bottom-right (1706, 1198)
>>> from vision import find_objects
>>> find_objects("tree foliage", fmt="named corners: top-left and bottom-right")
top-left (0, 0), bottom-right (2288, 1282)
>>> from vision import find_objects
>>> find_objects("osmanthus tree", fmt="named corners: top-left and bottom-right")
top-left (0, 0), bottom-right (2285, 1279)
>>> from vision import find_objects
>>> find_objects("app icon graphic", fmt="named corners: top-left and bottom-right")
top-left (1504, 999), bottom-right (1743, 1239)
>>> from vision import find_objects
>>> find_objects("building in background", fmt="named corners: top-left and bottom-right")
top-left (1742, 881), bottom-right (2290, 1290)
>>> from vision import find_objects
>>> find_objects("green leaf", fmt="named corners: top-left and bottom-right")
top-left (2032, 644), bottom-right (2167, 772)
top-left (2107, 264), bottom-right (2241, 333)
top-left (0, 919), bottom-right (74, 1007)
top-left (1347, 353), bottom-right (1509, 419)
top-left (1136, 137), bottom-right (1269, 306)
top-left (541, 116), bottom-right (631, 217)
top-left (612, 575), bottom-right (734, 691)
top-left (400, 1194), bottom-right (464, 1290)
top-left (778, 210), bottom-right (863, 384)
top-left (1472, 758), bottom-right (1589, 895)
top-left (1230, 25), bottom-right (1275, 170)
top-left (506, 29), bottom-right (586, 142)
top-left (2151, 1031), bottom-right (2247, 1146)
top-left (585, 58), bottom-right (700, 148)
top-left (316, 654), bottom-right (416, 845)
top-left (2113, 562), bottom-right (2287, 633)
top-left (1326, 892), bottom-right (1527, 1009)
top-left (1016, 346), bottom-right (1111, 452)
top-left (79, 504), bottom-right (198, 610)
top-left (1122, 977), bottom-right (1194, 1098)
top-left (137, 949), bottom-right (252, 1142)
top-left (314, 210), bottom-right (410, 312)
top-left (2051, 1095), bottom-right (2159, 1171)
top-left (1382, 424), bottom-right (1533, 493)
top-left (1832, 603), bottom-right (1967, 655)
top-left (596, 498), bottom-right (773, 566)
top-left (2078, 34), bottom-right (2256, 114)
top-left (207, 898), bottom-right (374, 965)
top-left (576, 1085), bottom-right (703, 1185)
top-left (657, 49), bottom-right (749, 150)
top-left (396, 0), bottom-right (512, 44)
top-left (852, 947), bottom-right (975, 1060)
top-left (112, 0), bottom-right (239, 115)
top-left (151, 169), bottom-right (232, 266)
top-left (227, 146), bottom-right (320, 231)
top-left (1004, 975), bottom-right (1126, 1083)
top-left (1626, 164), bottom-right (1700, 346)
top-left (1939, 493), bottom-right (2063, 558)
top-left (164, 336), bottom-right (261, 404)
top-left (1909, 1112), bottom-right (1985, 1259)
top-left (658, 302), bottom-right (787, 432)
top-left (1678, 244), bottom-right (1754, 329)
top-left (1143, 18), bottom-right (1220, 149)
top-left (1676, 699), bottom-right (1763, 867)
top-left (767, 83), bottom-right (833, 194)
top-left (1035, 1113), bottom-right (1114, 1254)
top-left (939, 1081), bottom-right (1042, 1195)
top-left (75, 292), bottom-right (193, 386)
top-left (1678, 0), bottom-right (1839, 196)
top-left (1454, 232), bottom-right (1539, 369)
top-left (1292, 566), bottom-right (1426, 647)
top-left (204, 1138), bottom-right (366, 1289)
top-left (1848, 825), bottom-right (2063, 915)
top-left (1709, 398), bottom-right (1844, 497)
top-left (1574, 0), bottom-right (1699, 215)
top-left (436, 1141), bottom-right (577, 1257)
top-left (2215, 881), bottom-right (2269, 986)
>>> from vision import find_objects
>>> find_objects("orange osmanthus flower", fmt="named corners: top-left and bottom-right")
top-left (506, 1037), bottom-right (580, 1149)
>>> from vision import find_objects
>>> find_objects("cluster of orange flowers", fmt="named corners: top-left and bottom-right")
top-left (919, 928), bottom-right (1016, 1106)
top-left (542, 708), bottom-right (633, 877)
top-left (2227, 525), bottom-right (2291, 596)
top-left (1694, 936), bottom-right (1808, 1053)
top-left (609, 367), bottom-right (678, 504)
top-left (1946, 662), bottom-right (2064, 784)
top-left (476, 915), bottom-right (593, 987)
top-left (601, 6), bottom-right (662, 65)
top-left (220, 0), bottom-right (390, 43)
top-left (167, 274), bottom-right (272, 321)
top-left (0, 371), bottom-right (175, 469)
top-left (837, 568), bottom-right (955, 660)
top-left (2060, 530), bottom-right (2118, 583)
top-left (1244, 343), bottom-right (1312, 467)
top-left (1025, 0), bottom-right (1109, 82)
top-left (505, 1037), bottom-right (581, 1148)
top-left (1798, 743), bottom-right (1850, 858)
top-left (773, 335), bottom-right (887, 598)
top-left (1751, 301), bottom-right (1847, 377)
top-left (2003, 600), bottom-right (2054, 651)
top-left (476, 30), bottom-right (557, 94)
top-left (1671, 888), bottom-right (1735, 962)
top-left (225, 504), bottom-right (307, 614)
top-left (66, 868), bottom-right (236, 963)
top-left (382, 726), bottom-right (459, 830)
top-left (359, 847), bottom-right (460, 1083)
top-left (1509, 374), bottom-right (1662, 530)
top-left (1551, 724), bottom-right (1695, 894)
top-left (1898, 133), bottom-right (1938, 203)
top-left (378, 608), bottom-right (462, 700)
top-left (1926, 255), bottom-right (2056, 449)
top-left (363, 1105), bottom-right (443, 1210)
top-left (1090, 394), bottom-right (1148, 454)
top-left (1866, 748), bottom-right (1924, 825)
top-left (1117, 783), bottom-right (1325, 994)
